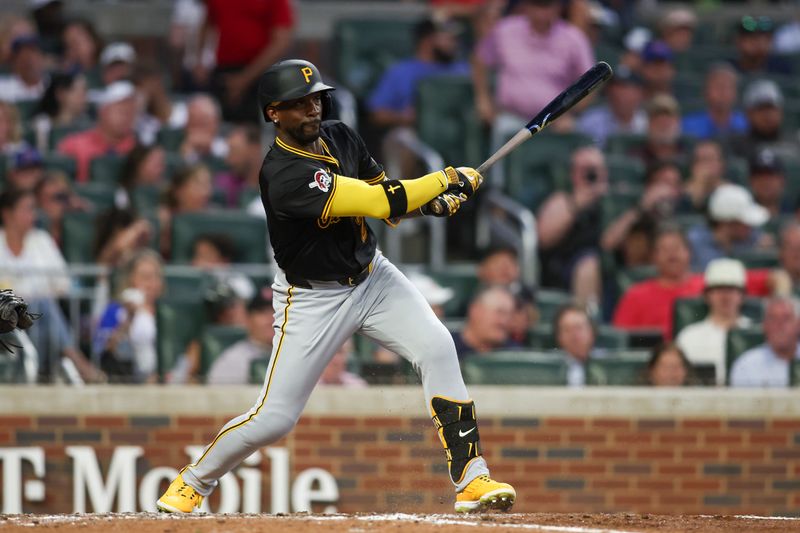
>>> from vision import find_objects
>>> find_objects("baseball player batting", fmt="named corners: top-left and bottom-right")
top-left (157, 59), bottom-right (515, 514)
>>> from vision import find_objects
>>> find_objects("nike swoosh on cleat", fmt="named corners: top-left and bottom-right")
top-left (459, 427), bottom-right (476, 437)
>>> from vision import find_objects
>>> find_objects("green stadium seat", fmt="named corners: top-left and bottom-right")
top-left (157, 128), bottom-right (185, 152)
top-left (605, 133), bottom-right (646, 156)
top-left (528, 324), bottom-right (629, 351)
top-left (132, 184), bottom-right (161, 214)
top-left (200, 325), bottom-right (248, 379)
top-left (170, 211), bottom-right (268, 264)
top-left (782, 157), bottom-right (800, 207)
top-left (606, 154), bottom-right (645, 191)
top-left (73, 183), bottom-right (116, 210)
top-left (90, 154), bottom-right (125, 185)
top-left (163, 269), bottom-right (209, 300)
top-left (334, 19), bottom-right (417, 98)
top-left (600, 191), bottom-right (639, 229)
top-left (504, 132), bottom-right (591, 211)
top-left (536, 289), bottom-right (573, 325)
top-left (43, 153), bottom-right (77, 180)
top-left (61, 210), bottom-right (97, 263)
top-left (14, 100), bottom-right (38, 121)
top-left (238, 187), bottom-right (260, 208)
top-left (585, 351), bottom-right (651, 386)
top-left (427, 269), bottom-right (480, 318)
top-left (673, 297), bottom-right (765, 337)
top-left (461, 351), bottom-right (568, 385)
top-left (0, 357), bottom-right (20, 383)
top-left (725, 156), bottom-right (749, 185)
top-left (615, 265), bottom-right (657, 296)
top-left (792, 360), bottom-right (800, 387)
top-left (416, 75), bottom-right (485, 167)
top-left (250, 356), bottom-right (270, 384)
top-left (731, 248), bottom-right (779, 269)
top-left (725, 327), bottom-right (764, 384)
top-left (156, 298), bottom-right (207, 380)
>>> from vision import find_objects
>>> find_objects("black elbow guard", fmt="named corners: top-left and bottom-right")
top-left (380, 180), bottom-right (408, 218)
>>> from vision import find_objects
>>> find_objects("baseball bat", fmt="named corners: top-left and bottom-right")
top-left (428, 61), bottom-right (613, 215)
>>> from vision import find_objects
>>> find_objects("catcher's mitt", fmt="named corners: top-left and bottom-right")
top-left (0, 289), bottom-right (40, 352)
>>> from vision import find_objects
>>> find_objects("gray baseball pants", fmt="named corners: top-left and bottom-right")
top-left (182, 252), bottom-right (489, 495)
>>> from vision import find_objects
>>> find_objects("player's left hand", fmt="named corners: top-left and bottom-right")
top-left (421, 191), bottom-right (467, 217)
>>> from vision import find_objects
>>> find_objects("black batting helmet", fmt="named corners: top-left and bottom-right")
top-left (257, 59), bottom-right (335, 122)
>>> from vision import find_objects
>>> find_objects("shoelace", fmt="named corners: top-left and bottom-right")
top-left (176, 483), bottom-right (196, 499)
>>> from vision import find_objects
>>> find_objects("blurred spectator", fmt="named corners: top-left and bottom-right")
top-left (684, 140), bottom-right (727, 212)
top-left (628, 94), bottom-right (689, 169)
top-left (180, 94), bottom-right (227, 163)
top-left (645, 343), bottom-right (692, 387)
top-left (676, 258), bottom-right (751, 385)
top-left (99, 42), bottom-right (136, 86)
top-left (31, 71), bottom-right (90, 152)
top-left (318, 338), bottom-right (368, 387)
top-left (602, 161), bottom-right (687, 269)
top-left (576, 65), bottom-right (647, 147)
top-left (61, 19), bottom-right (101, 81)
top-left (216, 125), bottom-right (262, 207)
top-left (201, 0), bottom-right (294, 123)
top-left (0, 100), bottom-right (24, 154)
top-left (158, 163), bottom-right (213, 257)
top-left (93, 250), bottom-right (163, 383)
top-left (565, 0), bottom-right (618, 45)
top-left (613, 227), bottom-right (774, 339)
top-left (780, 223), bottom-right (800, 292)
top-left (452, 285), bottom-right (519, 358)
top-left (0, 15), bottom-right (36, 67)
top-left (473, 0), bottom-right (594, 153)
top-left (687, 184), bottom-right (771, 272)
top-left (6, 147), bottom-right (45, 192)
top-left (93, 207), bottom-right (153, 268)
top-left (729, 80), bottom-right (799, 163)
top-left (117, 144), bottom-right (167, 209)
top-left (368, 18), bottom-right (469, 130)
top-left (730, 297), bottom-right (800, 387)
top-left (638, 40), bottom-right (675, 98)
top-left (191, 233), bottom-right (255, 301)
top-left (553, 304), bottom-right (602, 386)
top-left (58, 80), bottom-right (138, 182)
top-left (133, 61), bottom-right (188, 146)
top-left (749, 148), bottom-right (790, 218)
top-left (206, 288), bottom-right (275, 385)
top-left (0, 188), bottom-right (103, 383)
top-left (34, 170), bottom-right (87, 248)
top-left (169, 278), bottom-right (248, 384)
top-left (657, 7), bottom-right (697, 54)
top-left (731, 16), bottom-right (793, 76)
top-left (30, 0), bottom-right (65, 55)
top-left (168, 0), bottom-right (215, 92)
top-left (0, 34), bottom-right (47, 102)
top-left (537, 146), bottom-right (604, 308)
top-left (774, 15), bottom-right (800, 54)
top-left (681, 63), bottom-right (746, 141)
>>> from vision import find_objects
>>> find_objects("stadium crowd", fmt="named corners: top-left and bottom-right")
top-left (1, 0), bottom-right (800, 389)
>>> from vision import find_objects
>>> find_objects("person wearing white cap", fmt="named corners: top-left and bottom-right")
top-left (658, 6), bottom-right (697, 54)
top-left (100, 42), bottom-right (136, 86)
top-left (676, 258), bottom-right (751, 386)
top-left (57, 81), bottom-right (138, 182)
top-left (730, 297), bottom-right (800, 388)
top-left (686, 184), bottom-right (772, 272)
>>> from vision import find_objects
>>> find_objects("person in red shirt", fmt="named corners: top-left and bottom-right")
top-left (198, 0), bottom-right (294, 123)
top-left (58, 81), bottom-right (138, 182)
top-left (613, 226), bottom-right (775, 339)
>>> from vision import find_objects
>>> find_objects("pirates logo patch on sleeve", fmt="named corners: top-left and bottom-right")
top-left (308, 169), bottom-right (332, 192)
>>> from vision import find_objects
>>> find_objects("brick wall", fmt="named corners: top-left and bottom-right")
top-left (3, 413), bottom-right (800, 515)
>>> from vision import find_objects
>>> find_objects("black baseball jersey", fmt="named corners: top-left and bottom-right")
top-left (259, 120), bottom-right (386, 281)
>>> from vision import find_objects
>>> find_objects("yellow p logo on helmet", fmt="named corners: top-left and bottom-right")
top-left (301, 67), bottom-right (313, 83)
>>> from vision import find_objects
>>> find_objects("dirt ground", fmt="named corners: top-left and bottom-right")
top-left (2, 512), bottom-right (800, 533)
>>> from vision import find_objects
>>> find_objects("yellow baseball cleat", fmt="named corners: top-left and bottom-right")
top-left (156, 474), bottom-right (204, 513)
top-left (455, 474), bottom-right (516, 513)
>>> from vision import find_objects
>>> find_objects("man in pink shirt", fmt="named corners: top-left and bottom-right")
top-left (58, 81), bottom-right (138, 182)
top-left (473, 0), bottom-right (594, 163)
